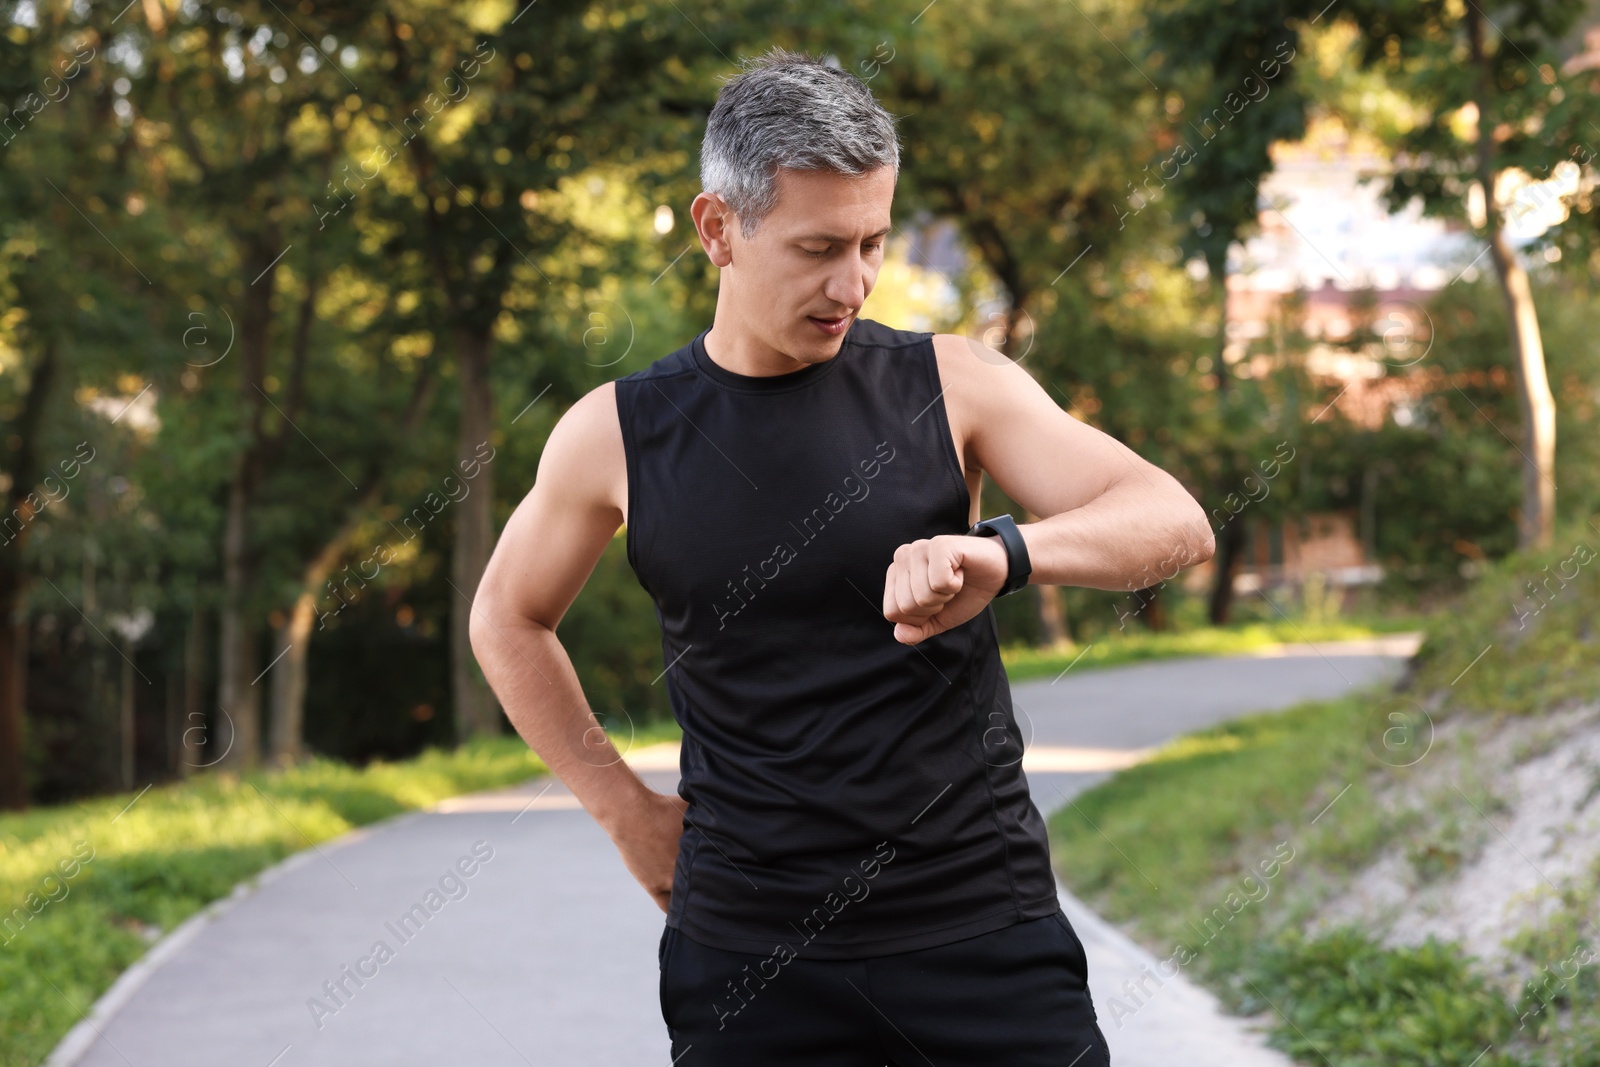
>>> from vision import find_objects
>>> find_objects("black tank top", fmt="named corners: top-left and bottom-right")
top-left (613, 317), bottom-right (1059, 959)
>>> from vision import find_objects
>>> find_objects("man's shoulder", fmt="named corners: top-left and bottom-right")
top-left (546, 379), bottom-right (623, 458)
top-left (926, 331), bottom-right (1025, 389)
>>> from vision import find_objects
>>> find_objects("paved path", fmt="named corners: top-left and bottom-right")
top-left (52, 634), bottom-right (1420, 1067)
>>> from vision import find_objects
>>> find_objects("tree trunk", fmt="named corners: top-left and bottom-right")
top-left (267, 546), bottom-right (347, 767)
top-left (1486, 226), bottom-right (1557, 549)
top-left (0, 589), bottom-right (27, 810)
top-left (166, 631), bottom-right (182, 777)
top-left (180, 604), bottom-right (206, 774)
top-left (1141, 582), bottom-right (1167, 632)
top-left (1032, 585), bottom-right (1069, 645)
top-left (215, 477), bottom-right (261, 772)
top-left (1469, 6), bottom-right (1557, 551)
top-left (1207, 518), bottom-right (1247, 625)
top-left (451, 325), bottom-right (499, 740)
top-left (1211, 274), bottom-right (1231, 394)
top-left (264, 351), bottom-right (435, 767)
top-left (1206, 286), bottom-right (1241, 624)
top-left (266, 593), bottom-right (315, 767)
top-left (119, 639), bottom-right (135, 790)
top-left (215, 245), bottom-right (276, 773)
top-left (0, 340), bottom-right (57, 811)
top-left (266, 360), bottom-right (437, 765)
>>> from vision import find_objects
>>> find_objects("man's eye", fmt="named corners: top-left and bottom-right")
top-left (802, 247), bottom-right (828, 258)
top-left (863, 243), bottom-right (883, 254)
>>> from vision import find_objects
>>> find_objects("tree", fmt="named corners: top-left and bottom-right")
top-left (365, 0), bottom-right (733, 740)
top-left (1338, 0), bottom-right (1599, 550)
top-left (112, 2), bottom-right (390, 771)
top-left (1144, 0), bottom-right (1312, 623)
top-left (0, 4), bottom-right (163, 806)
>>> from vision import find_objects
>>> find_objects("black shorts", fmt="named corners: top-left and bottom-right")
top-left (658, 910), bottom-right (1111, 1066)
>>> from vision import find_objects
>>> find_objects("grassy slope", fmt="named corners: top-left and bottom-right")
top-left (1047, 523), bottom-right (1600, 1067)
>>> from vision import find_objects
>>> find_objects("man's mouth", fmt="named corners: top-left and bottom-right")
top-left (807, 312), bottom-right (853, 336)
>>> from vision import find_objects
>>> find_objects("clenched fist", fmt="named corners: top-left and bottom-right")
top-left (882, 534), bottom-right (1011, 645)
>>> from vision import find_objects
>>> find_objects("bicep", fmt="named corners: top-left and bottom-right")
top-left (936, 335), bottom-right (1159, 518)
top-left (477, 386), bottom-right (625, 631)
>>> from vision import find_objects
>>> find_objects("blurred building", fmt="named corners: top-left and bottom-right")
top-left (1207, 126), bottom-right (1479, 595)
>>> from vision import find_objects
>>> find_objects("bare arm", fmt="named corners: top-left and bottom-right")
top-left (935, 333), bottom-right (1215, 591)
top-left (469, 383), bottom-right (686, 910)
top-left (882, 335), bottom-right (1215, 644)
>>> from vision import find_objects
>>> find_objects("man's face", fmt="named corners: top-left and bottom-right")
top-left (717, 164), bottom-right (895, 364)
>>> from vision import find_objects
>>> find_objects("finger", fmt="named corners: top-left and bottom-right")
top-left (906, 551), bottom-right (943, 619)
top-left (901, 542), bottom-right (929, 617)
top-left (907, 540), bottom-right (949, 619)
top-left (884, 558), bottom-right (907, 621)
top-left (907, 542), bottom-right (961, 620)
top-left (926, 540), bottom-right (963, 599)
top-left (883, 544), bottom-right (911, 619)
top-left (894, 554), bottom-right (919, 621)
top-left (891, 542), bottom-right (923, 621)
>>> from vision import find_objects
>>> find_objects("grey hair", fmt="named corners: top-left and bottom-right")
top-left (700, 47), bottom-right (901, 238)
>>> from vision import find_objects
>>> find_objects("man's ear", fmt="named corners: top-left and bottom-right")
top-left (691, 191), bottom-right (736, 268)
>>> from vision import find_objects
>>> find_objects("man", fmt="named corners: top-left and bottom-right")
top-left (471, 47), bottom-right (1214, 1066)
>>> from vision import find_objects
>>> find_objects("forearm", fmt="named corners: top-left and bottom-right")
top-left (470, 609), bottom-right (654, 832)
top-left (1015, 472), bottom-right (1213, 592)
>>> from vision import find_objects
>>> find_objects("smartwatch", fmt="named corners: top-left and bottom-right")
top-left (967, 513), bottom-right (1032, 597)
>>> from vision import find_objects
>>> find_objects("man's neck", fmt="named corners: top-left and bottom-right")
top-left (703, 312), bottom-right (813, 378)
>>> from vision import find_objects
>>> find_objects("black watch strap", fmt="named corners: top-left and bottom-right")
top-left (967, 513), bottom-right (1032, 596)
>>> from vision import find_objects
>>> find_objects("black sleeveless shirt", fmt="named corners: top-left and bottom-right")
top-left (613, 317), bottom-right (1059, 960)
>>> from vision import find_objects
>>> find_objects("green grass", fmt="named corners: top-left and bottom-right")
top-left (1046, 521), bottom-right (1600, 1066)
top-left (1242, 930), bottom-right (1530, 1067)
top-left (1044, 691), bottom-right (1573, 1066)
top-left (1048, 692), bottom-right (1390, 950)
top-left (1001, 616), bottom-right (1427, 683)
top-left (1401, 527), bottom-right (1600, 716)
top-left (0, 734), bottom-right (570, 1067)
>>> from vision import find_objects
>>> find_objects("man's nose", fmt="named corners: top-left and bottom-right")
top-left (823, 253), bottom-right (868, 309)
